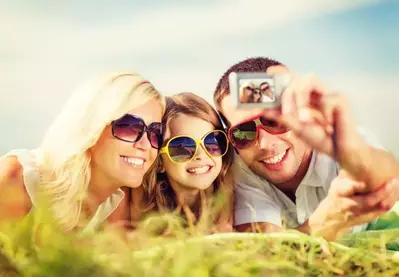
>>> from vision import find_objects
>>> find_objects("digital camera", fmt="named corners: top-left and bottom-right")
top-left (228, 72), bottom-right (292, 109)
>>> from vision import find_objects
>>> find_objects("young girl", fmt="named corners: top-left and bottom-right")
top-left (0, 72), bottom-right (165, 233)
top-left (145, 92), bottom-right (234, 232)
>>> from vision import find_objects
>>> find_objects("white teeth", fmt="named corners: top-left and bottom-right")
top-left (187, 166), bottom-right (211, 174)
top-left (121, 156), bottom-right (144, 167)
top-left (262, 150), bottom-right (287, 164)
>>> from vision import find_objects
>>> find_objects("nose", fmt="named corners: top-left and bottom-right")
top-left (133, 131), bottom-right (152, 150)
top-left (193, 143), bottom-right (209, 161)
top-left (257, 128), bottom-right (279, 151)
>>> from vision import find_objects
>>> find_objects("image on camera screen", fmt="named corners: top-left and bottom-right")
top-left (238, 78), bottom-right (275, 104)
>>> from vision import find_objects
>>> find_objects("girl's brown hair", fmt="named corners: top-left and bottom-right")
top-left (143, 92), bottom-right (234, 231)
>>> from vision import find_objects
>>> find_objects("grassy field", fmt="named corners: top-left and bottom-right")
top-left (1, 210), bottom-right (399, 277)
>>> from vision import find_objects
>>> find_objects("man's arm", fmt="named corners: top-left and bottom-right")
top-left (344, 143), bottom-right (399, 192)
top-left (233, 183), bottom-right (333, 238)
top-left (236, 174), bottom-right (391, 241)
top-left (278, 75), bottom-right (399, 193)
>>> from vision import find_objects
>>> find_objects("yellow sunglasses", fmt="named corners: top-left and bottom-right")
top-left (160, 130), bottom-right (229, 163)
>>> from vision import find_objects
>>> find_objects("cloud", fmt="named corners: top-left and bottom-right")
top-left (1, 0), bottom-right (381, 59)
top-left (0, 0), bottom-right (383, 108)
top-left (0, 0), bottom-right (392, 155)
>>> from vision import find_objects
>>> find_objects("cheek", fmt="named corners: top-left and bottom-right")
top-left (91, 137), bottom-right (119, 163)
top-left (214, 157), bottom-right (223, 172)
top-left (283, 132), bottom-right (307, 152)
top-left (162, 157), bottom-right (185, 176)
top-left (146, 149), bottom-right (159, 167)
top-left (280, 131), bottom-right (299, 146)
top-left (237, 148), bottom-right (257, 164)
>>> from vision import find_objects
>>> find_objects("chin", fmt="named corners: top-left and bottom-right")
top-left (125, 182), bottom-right (142, 188)
top-left (253, 167), bottom-right (292, 184)
top-left (185, 182), bottom-right (212, 191)
top-left (268, 176), bottom-right (292, 185)
top-left (269, 171), bottom-right (297, 184)
top-left (121, 176), bottom-right (144, 188)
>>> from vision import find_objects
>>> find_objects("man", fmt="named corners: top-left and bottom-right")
top-left (213, 57), bottom-right (399, 241)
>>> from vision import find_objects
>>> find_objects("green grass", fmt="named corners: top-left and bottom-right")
top-left (1, 210), bottom-right (399, 277)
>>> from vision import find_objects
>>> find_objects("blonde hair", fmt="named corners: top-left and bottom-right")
top-left (38, 72), bottom-right (165, 231)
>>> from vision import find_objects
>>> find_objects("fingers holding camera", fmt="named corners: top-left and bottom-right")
top-left (280, 109), bottom-right (335, 156)
top-left (278, 74), bottom-right (364, 164)
top-left (279, 76), bottom-right (334, 151)
top-left (281, 74), bottom-right (328, 115)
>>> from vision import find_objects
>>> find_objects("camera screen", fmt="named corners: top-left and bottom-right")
top-left (238, 77), bottom-right (275, 104)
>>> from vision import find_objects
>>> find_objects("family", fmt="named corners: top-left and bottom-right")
top-left (1, 57), bottom-right (399, 241)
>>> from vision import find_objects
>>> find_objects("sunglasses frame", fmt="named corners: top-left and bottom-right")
top-left (228, 114), bottom-right (288, 149)
top-left (160, 130), bottom-right (229, 163)
top-left (111, 114), bottom-right (165, 150)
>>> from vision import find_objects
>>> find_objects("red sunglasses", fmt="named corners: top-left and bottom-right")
top-left (227, 114), bottom-right (288, 149)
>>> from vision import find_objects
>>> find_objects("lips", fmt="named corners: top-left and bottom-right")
top-left (262, 150), bottom-right (287, 164)
top-left (260, 149), bottom-right (289, 170)
top-left (186, 165), bottom-right (212, 175)
top-left (121, 156), bottom-right (145, 168)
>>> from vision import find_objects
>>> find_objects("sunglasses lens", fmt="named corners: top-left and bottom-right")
top-left (112, 114), bottom-right (144, 143)
top-left (168, 137), bottom-right (196, 163)
top-left (148, 123), bottom-right (164, 149)
top-left (259, 117), bottom-right (288, 134)
top-left (204, 131), bottom-right (228, 157)
top-left (229, 120), bottom-right (257, 149)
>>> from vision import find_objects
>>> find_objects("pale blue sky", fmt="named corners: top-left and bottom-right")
top-left (1, 0), bottom-right (398, 155)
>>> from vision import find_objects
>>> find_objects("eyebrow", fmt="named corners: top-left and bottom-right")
top-left (233, 108), bottom-right (281, 126)
top-left (234, 112), bottom-right (264, 126)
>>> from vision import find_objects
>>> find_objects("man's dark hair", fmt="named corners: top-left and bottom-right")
top-left (213, 57), bottom-right (284, 126)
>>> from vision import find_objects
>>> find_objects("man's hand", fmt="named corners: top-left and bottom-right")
top-left (273, 74), bottom-right (399, 191)
top-left (306, 173), bottom-right (393, 241)
top-left (278, 75), bottom-right (365, 169)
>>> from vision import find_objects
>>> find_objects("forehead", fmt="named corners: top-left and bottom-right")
top-left (126, 99), bottom-right (163, 124)
top-left (220, 65), bottom-right (289, 126)
top-left (166, 114), bottom-right (215, 139)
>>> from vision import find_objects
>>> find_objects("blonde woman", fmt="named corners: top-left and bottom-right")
top-left (0, 72), bottom-right (165, 232)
